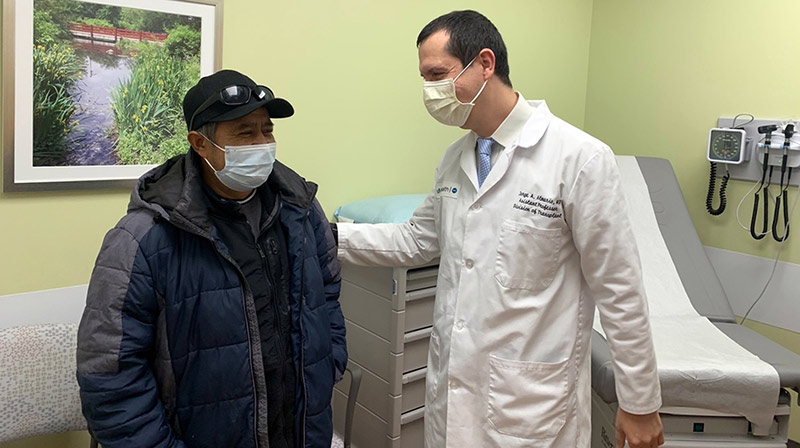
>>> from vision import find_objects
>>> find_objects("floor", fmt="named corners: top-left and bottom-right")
top-left (331, 433), bottom-right (344, 448)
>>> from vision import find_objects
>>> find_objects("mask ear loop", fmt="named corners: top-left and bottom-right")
top-left (197, 132), bottom-right (226, 173)
top-left (202, 156), bottom-right (220, 173)
top-left (469, 80), bottom-right (488, 104)
top-left (198, 132), bottom-right (226, 152)
top-left (454, 57), bottom-right (478, 82)
top-left (453, 56), bottom-right (488, 105)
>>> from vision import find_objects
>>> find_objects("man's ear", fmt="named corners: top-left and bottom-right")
top-left (477, 48), bottom-right (496, 81)
top-left (188, 130), bottom-right (210, 157)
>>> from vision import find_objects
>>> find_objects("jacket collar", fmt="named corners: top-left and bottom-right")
top-left (268, 161), bottom-right (318, 209)
top-left (130, 149), bottom-right (318, 235)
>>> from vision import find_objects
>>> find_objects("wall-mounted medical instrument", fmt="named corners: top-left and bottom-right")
top-left (750, 125), bottom-right (778, 239)
top-left (706, 115), bottom-right (800, 241)
top-left (708, 128), bottom-right (747, 164)
top-left (706, 128), bottom-right (746, 215)
top-left (770, 124), bottom-right (794, 241)
top-left (748, 123), bottom-right (800, 242)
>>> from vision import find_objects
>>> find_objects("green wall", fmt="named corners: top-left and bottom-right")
top-left (584, 0), bottom-right (800, 440)
top-left (584, 0), bottom-right (800, 263)
top-left (0, 0), bottom-right (593, 297)
top-left (0, 1), bottom-right (593, 446)
top-left (226, 0), bottom-right (594, 215)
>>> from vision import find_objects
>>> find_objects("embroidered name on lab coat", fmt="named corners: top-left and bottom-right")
top-left (435, 184), bottom-right (460, 199)
top-left (513, 191), bottom-right (563, 219)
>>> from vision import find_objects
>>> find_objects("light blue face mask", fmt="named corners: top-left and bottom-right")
top-left (201, 135), bottom-right (277, 192)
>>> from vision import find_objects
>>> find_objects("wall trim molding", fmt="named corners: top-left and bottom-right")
top-left (705, 246), bottom-right (800, 334)
top-left (0, 284), bottom-right (88, 328)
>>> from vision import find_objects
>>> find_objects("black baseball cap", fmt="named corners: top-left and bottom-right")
top-left (182, 69), bottom-right (294, 131)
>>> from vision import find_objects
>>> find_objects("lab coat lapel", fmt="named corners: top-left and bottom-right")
top-left (474, 149), bottom-right (511, 201)
top-left (459, 135), bottom-right (480, 192)
top-left (459, 101), bottom-right (554, 199)
top-left (472, 101), bottom-right (554, 200)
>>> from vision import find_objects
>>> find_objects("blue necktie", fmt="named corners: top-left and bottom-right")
top-left (477, 137), bottom-right (494, 187)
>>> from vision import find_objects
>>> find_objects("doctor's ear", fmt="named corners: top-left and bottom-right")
top-left (476, 48), bottom-right (496, 80)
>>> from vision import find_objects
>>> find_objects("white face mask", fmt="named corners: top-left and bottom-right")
top-left (422, 57), bottom-right (488, 127)
top-left (201, 136), bottom-right (277, 192)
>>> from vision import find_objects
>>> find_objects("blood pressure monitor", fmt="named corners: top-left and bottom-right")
top-left (707, 128), bottom-right (746, 164)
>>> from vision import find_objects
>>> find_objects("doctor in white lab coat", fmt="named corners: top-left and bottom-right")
top-left (335, 10), bottom-right (664, 448)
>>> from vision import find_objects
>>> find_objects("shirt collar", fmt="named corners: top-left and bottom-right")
top-left (489, 92), bottom-right (536, 148)
top-left (517, 99), bottom-right (553, 149)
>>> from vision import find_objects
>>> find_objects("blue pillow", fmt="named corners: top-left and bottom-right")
top-left (335, 194), bottom-right (427, 224)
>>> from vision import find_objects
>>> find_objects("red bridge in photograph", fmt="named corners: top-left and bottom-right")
top-left (68, 23), bottom-right (168, 44)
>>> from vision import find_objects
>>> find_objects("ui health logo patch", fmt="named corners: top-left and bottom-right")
top-left (435, 183), bottom-right (460, 199)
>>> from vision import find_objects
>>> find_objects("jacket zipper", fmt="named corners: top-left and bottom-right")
top-left (255, 235), bottom-right (290, 417)
top-left (171, 215), bottom-right (260, 448)
top-left (227, 249), bottom-right (260, 448)
top-left (299, 207), bottom-right (311, 448)
top-left (256, 242), bottom-right (285, 361)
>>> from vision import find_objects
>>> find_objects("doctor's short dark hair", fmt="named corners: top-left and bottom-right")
top-left (417, 10), bottom-right (512, 88)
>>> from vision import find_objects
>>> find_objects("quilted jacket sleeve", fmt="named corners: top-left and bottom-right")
top-left (311, 200), bottom-right (347, 382)
top-left (76, 221), bottom-right (186, 448)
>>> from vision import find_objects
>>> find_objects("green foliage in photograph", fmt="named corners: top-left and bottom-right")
top-left (110, 43), bottom-right (200, 165)
top-left (115, 37), bottom-right (154, 55)
top-left (165, 25), bottom-right (201, 60)
top-left (119, 8), bottom-right (197, 34)
top-left (33, 0), bottom-right (94, 38)
top-left (33, 10), bottom-right (65, 46)
top-left (79, 18), bottom-right (115, 28)
top-left (93, 5), bottom-right (121, 26)
top-left (116, 120), bottom-right (189, 165)
top-left (33, 0), bottom-right (204, 166)
top-left (34, 0), bottom-right (201, 35)
top-left (32, 43), bottom-right (82, 165)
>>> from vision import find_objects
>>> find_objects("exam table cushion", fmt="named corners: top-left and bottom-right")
top-left (592, 323), bottom-right (800, 404)
top-left (713, 322), bottom-right (800, 389)
top-left (592, 157), bottom-right (800, 405)
top-left (636, 157), bottom-right (736, 323)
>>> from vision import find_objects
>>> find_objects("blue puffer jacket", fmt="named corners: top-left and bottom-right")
top-left (76, 151), bottom-right (347, 448)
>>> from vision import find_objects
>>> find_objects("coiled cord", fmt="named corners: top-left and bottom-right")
top-left (706, 161), bottom-right (730, 215)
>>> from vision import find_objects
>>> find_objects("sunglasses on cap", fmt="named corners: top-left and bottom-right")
top-left (189, 84), bottom-right (275, 131)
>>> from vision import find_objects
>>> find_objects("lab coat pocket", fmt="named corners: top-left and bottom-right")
top-left (495, 219), bottom-right (562, 292)
top-left (487, 355), bottom-right (568, 440)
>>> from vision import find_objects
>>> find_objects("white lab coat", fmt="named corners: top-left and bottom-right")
top-left (337, 100), bottom-right (661, 447)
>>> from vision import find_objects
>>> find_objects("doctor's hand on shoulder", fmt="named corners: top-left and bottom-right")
top-left (616, 408), bottom-right (664, 448)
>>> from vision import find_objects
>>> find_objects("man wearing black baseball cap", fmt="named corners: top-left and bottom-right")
top-left (77, 69), bottom-right (347, 448)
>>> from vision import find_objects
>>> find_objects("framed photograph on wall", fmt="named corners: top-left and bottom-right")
top-left (2, 0), bottom-right (223, 191)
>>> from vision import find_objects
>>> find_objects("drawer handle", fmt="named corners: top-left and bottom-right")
top-left (401, 405), bottom-right (425, 425)
top-left (404, 326), bottom-right (432, 343)
top-left (402, 367), bottom-right (427, 384)
top-left (406, 287), bottom-right (436, 302)
top-left (406, 267), bottom-right (439, 281)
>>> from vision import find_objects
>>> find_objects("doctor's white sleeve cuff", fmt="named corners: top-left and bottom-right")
top-left (335, 222), bottom-right (439, 267)
top-left (618, 396), bottom-right (663, 416)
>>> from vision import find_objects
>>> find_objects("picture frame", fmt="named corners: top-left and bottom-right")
top-left (2, 0), bottom-right (223, 191)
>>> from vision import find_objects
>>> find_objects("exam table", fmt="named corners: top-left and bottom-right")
top-left (591, 157), bottom-right (800, 447)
